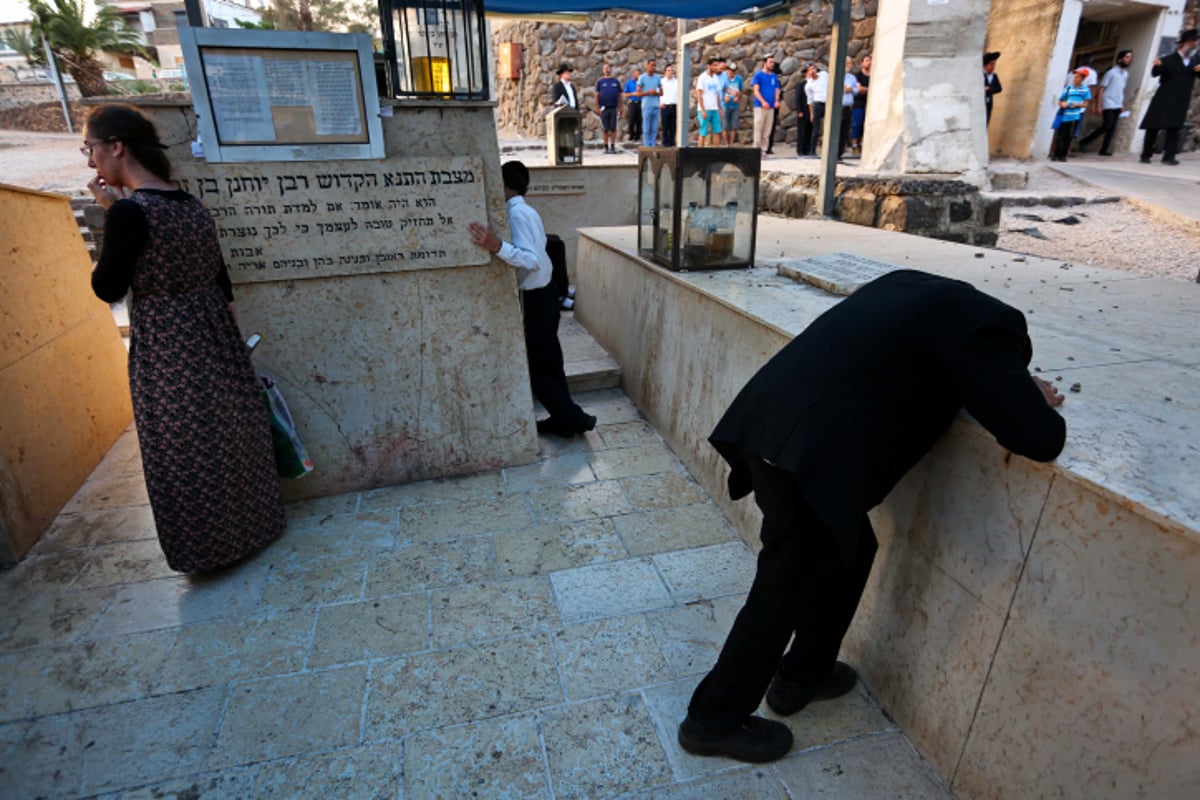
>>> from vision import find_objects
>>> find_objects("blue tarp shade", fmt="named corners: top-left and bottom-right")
top-left (484, 1), bottom-right (759, 19)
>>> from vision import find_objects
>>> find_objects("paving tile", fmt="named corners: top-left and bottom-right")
top-left (620, 766), bottom-right (790, 799)
top-left (494, 518), bottom-right (627, 577)
top-left (68, 688), bottom-right (224, 796)
top-left (598, 420), bottom-right (662, 450)
top-left (0, 716), bottom-right (83, 800)
top-left (284, 492), bottom-right (361, 522)
top-left (365, 537), bottom-right (495, 595)
top-left (0, 585), bottom-right (117, 653)
top-left (620, 472), bottom-right (709, 511)
top-left (652, 541), bottom-right (757, 603)
top-left (73, 537), bottom-right (180, 589)
top-left (645, 596), bottom-right (746, 677)
top-left (361, 471), bottom-right (505, 511)
top-left (397, 494), bottom-right (533, 543)
top-left (209, 665), bottom-right (368, 769)
top-left (590, 442), bottom-right (684, 481)
top-left (364, 634), bottom-right (561, 737)
top-left (30, 506), bottom-right (157, 553)
top-left (62, 470), bottom-right (150, 512)
top-left (266, 511), bottom-right (397, 564)
top-left (259, 556), bottom-right (366, 611)
top-left (550, 559), bottom-right (673, 623)
top-left (773, 731), bottom-right (954, 798)
top-left (431, 575), bottom-right (559, 648)
top-left (403, 714), bottom-right (551, 800)
top-left (552, 614), bottom-right (671, 701)
top-left (529, 480), bottom-right (633, 524)
top-left (540, 693), bottom-right (673, 799)
top-left (154, 609), bottom-right (315, 693)
top-left (309, 594), bottom-right (430, 668)
top-left (579, 388), bottom-right (645, 425)
top-left (253, 741), bottom-right (404, 799)
top-left (614, 503), bottom-right (736, 556)
top-left (92, 766), bottom-right (259, 799)
top-left (0, 548), bottom-right (91, 593)
top-left (502, 450), bottom-right (596, 493)
top-left (0, 629), bottom-right (176, 722)
top-left (89, 565), bottom-right (270, 638)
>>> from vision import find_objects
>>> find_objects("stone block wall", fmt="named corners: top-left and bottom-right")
top-left (758, 172), bottom-right (1002, 246)
top-left (491, 4), bottom-right (877, 144)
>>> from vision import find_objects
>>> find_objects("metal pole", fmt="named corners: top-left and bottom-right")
top-left (42, 36), bottom-right (71, 134)
top-left (676, 19), bottom-right (690, 147)
top-left (818, 0), bottom-right (851, 216)
top-left (183, 0), bottom-right (206, 28)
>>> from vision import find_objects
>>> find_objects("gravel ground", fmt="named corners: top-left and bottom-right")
top-left (4, 128), bottom-right (1198, 281)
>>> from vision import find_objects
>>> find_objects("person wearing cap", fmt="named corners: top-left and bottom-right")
top-left (721, 61), bottom-right (743, 146)
top-left (983, 51), bottom-right (1002, 126)
top-left (1139, 28), bottom-right (1200, 166)
top-left (468, 162), bottom-right (597, 438)
top-left (551, 64), bottom-right (578, 109)
top-left (1051, 69), bottom-right (1091, 162)
top-left (751, 54), bottom-right (781, 155)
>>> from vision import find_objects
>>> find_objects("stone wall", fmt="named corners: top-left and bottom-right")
top-left (758, 172), bottom-right (1001, 246)
top-left (492, 5), bottom-right (877, 146)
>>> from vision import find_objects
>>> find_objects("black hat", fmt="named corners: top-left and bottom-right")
top-left (1180, 29), bottom-right (1200, 44)
top-left (983, 51), bottom-right (1001, 65)
top-left (556, 64), bottom-right (573, 76)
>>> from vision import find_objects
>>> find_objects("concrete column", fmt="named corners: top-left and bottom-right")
top-left (859, 0), bottom-right (993, 184)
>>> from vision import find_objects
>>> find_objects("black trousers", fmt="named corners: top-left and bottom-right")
top-left (766, 107), bottom-right (779, 152)
top-left (627, 103), bottom-right (641, 141)
top-left (687, 453), bottom-right (878, 733)
top-left (1079, 108), bottom-right (1120, 153)
top-left (662, 105), bottom-right (677, 147)
top-left (810, 102), bottom-right (826, 154)
top-left (838, 106), bottom-right (852, 158)
top-left (796, 116), bottom-right (812, 155)
top-left (1141, 127), bottom-right (1181, 161)
top-left (522, 285), bottom-right (588, 428)
top-left (1053, 120), bottom-right (1079, 159)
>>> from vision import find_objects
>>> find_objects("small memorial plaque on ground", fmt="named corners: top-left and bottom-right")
top-left (775, 252), bottom-right (901, 295)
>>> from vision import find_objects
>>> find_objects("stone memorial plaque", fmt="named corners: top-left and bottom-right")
top-left (775, 252), bottom-right (901, 296)
top-left (175, 156), bottom-right (489, 283)
top-left (528, 181), bottom-right (586, 197)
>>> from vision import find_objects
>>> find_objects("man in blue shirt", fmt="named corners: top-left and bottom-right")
top-left (624, 68), bottom-right (641, 142)
top-left (1051, 68), bottom-right (1091, 161)
top-left (751, 55), bottom-right (781, 155)
top-left (595, 63), bottom-right (623, 154)
top-left (722, 61), bottom-right (744, 146)
top-left (637, 59), bottom-right (664, 147)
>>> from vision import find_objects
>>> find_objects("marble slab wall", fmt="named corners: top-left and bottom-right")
top-left (130, 100), bottom-right (537, 501)
top-left (574, 222), bottom-right (1200, 800)
top-left (0, 185), bottom-right (133, 563)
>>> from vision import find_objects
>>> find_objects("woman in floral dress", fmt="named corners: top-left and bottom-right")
top-left (85, 104), bottom-right (285, 573)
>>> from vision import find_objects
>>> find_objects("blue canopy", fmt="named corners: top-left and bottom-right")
top-left (484, 1), bottom-right (761, 19)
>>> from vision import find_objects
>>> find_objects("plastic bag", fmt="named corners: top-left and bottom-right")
top-left (260, 373), bottom-right (314, 479)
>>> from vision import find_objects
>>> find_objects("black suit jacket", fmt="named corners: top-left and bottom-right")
top-left (552, 80), bottom-right (578, 109)
top-left (1141, 52), bottom-right (1198, 129)
top-left (710, 270), bottom-right (1066, 558)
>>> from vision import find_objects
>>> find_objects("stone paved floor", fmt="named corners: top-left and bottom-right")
top-left (0, 388), bottom-right (955, 799)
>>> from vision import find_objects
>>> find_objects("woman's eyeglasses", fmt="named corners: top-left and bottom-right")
top-left (80, 138), bottom-right (116, 157)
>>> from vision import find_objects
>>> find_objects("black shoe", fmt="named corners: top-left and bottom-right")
top-left (1163, 158), bottom-right (1180, 165)
top-left (577, 413), bottom-right (597, 433)
top-left (765, 149), bottom-right (774, 155)
top-left (677, 715), bottom-right (793, 763)
top-left (765, 661), bottom-right (858, 716)
top-left (536, 418), bottom-right (577, 437)
top-left (1098, 151), bottom-right (1113, 156)
top-left (1139, 157), bottom-right (1152, 164)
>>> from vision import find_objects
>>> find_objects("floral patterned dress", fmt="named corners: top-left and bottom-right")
top-left (105, 189), bottom-right (285, 572)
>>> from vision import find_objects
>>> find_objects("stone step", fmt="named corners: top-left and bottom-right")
top-left (559, 310), bottom-right (621, 393)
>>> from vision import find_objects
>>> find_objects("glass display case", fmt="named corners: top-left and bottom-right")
top-left (546, 105), bottom-right (583, 166)
top-left (637, 147), bottom-right (760, 271)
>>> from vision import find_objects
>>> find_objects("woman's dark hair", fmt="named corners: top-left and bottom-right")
top-left (86, 104), bottom-right (171, 182)
top-left (501, 160), bottom-right (530, 195)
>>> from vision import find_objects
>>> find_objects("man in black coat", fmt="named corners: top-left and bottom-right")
top-left (551, 64), bottom-right (579, 109)
top-left (983, 51), bottom-right (1002, 126)
top-left (678, 269), bottom-right (1067, 763)
top-left (1140, 28), bottom-right (1200, 165)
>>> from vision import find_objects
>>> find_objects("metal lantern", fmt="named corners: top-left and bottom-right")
top-left (378, 0), bottom-right (489, 100)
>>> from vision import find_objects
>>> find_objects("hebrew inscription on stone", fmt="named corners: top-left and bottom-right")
top-left (175, 156), bottom-right (490, 283)
top-left (775, 252), bottom-right (900, 296)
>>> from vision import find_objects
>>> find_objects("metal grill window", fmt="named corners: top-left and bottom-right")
top-left (380, 0), bottom-right (489, 100)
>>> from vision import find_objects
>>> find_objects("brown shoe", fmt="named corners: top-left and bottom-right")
top-left (677, 715), bottom-right (793, 763)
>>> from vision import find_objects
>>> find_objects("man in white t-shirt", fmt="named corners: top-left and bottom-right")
top-left (1078, 50), bottom-right (1132, 156)
top-left (695, 57), bottom-right (724, 147)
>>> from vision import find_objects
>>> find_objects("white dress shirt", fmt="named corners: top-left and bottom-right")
top-left (661, 76), bottom-right (679, 105)
top-left (809, 71), bottom-right (829, 103)
top-left (497, 195), bottom-right (553, 290)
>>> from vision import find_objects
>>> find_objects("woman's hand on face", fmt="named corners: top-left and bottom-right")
top-left (87, 175), bottom-right (124, 209)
